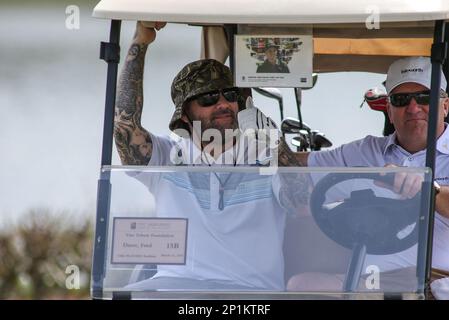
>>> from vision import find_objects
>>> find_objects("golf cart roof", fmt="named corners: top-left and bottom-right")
top-left (93, 0), bottom-right (449, 24)
top-left (93, 0), bottom-right (449, 73)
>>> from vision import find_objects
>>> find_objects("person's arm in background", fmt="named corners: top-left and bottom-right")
top-left (114, 22), bottom-right (165, 165)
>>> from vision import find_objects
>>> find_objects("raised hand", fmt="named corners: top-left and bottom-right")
top-left (133, 21), bottom-right (166, 45)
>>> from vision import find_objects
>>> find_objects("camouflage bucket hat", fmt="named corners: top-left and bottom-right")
top-left (169, 59), bottom-right (234, 133)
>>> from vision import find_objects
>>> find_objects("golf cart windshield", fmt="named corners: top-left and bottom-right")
top-left (93, 166), bottom-right (432, 300)
top-left (91, 0), bottom-right (448, 300)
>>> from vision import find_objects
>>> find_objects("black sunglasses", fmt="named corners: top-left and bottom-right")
top-left (191, 88), bottom-right (240, 107)
top-left (388, 90), bottom-right (432, 107)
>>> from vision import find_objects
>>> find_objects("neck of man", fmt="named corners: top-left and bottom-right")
top-left (398, 137), bottom-right (427, 154)
top-left (202, 136), bottom-right (236, 160)
top-left (397, 124), bottom-right (446, 154)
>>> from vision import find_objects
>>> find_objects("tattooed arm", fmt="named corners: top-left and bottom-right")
top-left (277, 137), bottom-right (309, 167)
top-left (114, 22), bottom-right (165, 165)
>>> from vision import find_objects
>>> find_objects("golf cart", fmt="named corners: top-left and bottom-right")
top-left (90, 0), bottom-right (448, 299)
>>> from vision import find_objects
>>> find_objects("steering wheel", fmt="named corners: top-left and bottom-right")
top-left (309, 172), bottom-right (421, 255)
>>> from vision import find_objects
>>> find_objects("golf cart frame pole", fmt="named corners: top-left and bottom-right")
top-left (278, 97), bottom-right (284, 121)
top-left (92, 19), bottom-right (121, 299)
top-left (294, 88), bottom-right (305, 130)
top-left (444, 23), bottom-right (449, 125)
top-left (224, 24), bottom-right (237, 73)
top-left (342, 243), bottom-right (366, 292)
top-left (421, 20), bottom-right (447, 297)
top-left (444, 23), bottom-right (449, 94)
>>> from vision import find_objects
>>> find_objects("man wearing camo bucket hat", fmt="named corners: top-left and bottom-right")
top-left (169, 58), bottom-right (241, 133)
top-left (114, 22), bottom-right (309, 291)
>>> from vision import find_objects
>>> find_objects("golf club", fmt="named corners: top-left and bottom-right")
top-left (281, 117), bottom-right (311, 134)
top-left (291, 135), bottom-right (308, 151)
top-left (310, 130), bottom-right (333, 150)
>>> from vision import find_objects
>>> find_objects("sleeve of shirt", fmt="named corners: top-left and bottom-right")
top-left (147, 133), bottom-right (177, 166)
top-left (128, 133), bottom-right (177, 193)
top-left (307, 137), bottom-right (366, 197)
top-left (308, 136), bottom-right (380, 167)
top-left (308, 145), bottom-right (347, 167)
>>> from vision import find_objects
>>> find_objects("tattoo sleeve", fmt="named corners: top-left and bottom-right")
top-left (276, 138), bottom-right (312, 216)
top-left (114, 42), bottom-right (153, 165)
top-left (277, 137), bottom-right (306, 167)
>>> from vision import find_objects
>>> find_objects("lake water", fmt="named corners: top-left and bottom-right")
top-left (0, 1), bottom-right (386, 222)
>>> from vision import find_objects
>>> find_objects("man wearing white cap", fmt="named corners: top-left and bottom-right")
top-left (289, 56), bottom-right (449, 295)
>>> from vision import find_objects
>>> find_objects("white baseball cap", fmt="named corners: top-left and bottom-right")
top-left (385, 56), bottom-right (447, 94)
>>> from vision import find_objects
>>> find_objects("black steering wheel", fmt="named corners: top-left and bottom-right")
top-left (310, 172), bottom-right (421, 255)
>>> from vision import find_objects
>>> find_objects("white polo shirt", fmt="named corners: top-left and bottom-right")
top-left (133, 132), bottom-right (286, 290)
top-left (309, 124), bottom-right (449, 272)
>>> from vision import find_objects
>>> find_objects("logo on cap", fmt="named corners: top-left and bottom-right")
top-left (401, 68), bottom-right (423, 74)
